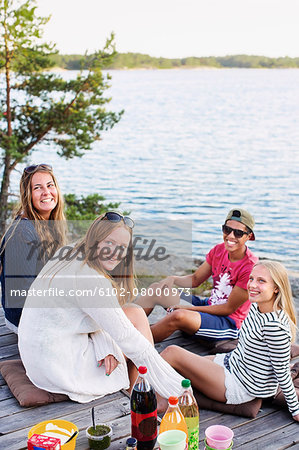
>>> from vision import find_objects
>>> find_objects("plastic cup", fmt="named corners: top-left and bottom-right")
top-left (205, 438), bottom-right (233, 450)
top-left (157, 430), bottom-right (187, 450)
top-left (28, 419), bottom-right (78, 450)
top-left (86, 423), bottom-right (112, 449)
top-left (205, 425), bottom-right (234, 450)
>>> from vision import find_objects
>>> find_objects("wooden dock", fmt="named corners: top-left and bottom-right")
top-left (0, 306), bottom-right (298, 450)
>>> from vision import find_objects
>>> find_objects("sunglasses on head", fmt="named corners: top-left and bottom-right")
top-left (103, 212), bottom-right (134, 229)
top-left (222, 224), bottom-right (250, 239)
top-left (24, 164), bottom-right (53, 174)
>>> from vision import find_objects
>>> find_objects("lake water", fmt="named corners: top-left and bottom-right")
top-left (11, 69), bottom-right (299, 272)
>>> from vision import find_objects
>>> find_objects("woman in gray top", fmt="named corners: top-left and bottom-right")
top-left (0, 164), bottom-right (66, 331)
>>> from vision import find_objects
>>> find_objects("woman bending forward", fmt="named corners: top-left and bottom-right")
top-left (18, 212), bottom-right (183, 403)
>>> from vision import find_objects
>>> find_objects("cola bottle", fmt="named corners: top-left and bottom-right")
top-left (130, 366), bottom-right (157, 450)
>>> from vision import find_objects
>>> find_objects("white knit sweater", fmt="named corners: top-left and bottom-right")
top-left (18, 257), bottom-right (183, 402)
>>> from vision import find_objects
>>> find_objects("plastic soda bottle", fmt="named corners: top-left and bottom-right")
top-left (178, 379), bottom-right (199, 450)
top-left (130, 366), bottom-right (157, 449)
top-left (159, 396), bottom-right (188, 444)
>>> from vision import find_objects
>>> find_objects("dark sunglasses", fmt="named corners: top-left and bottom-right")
top-left (222, 224), bottom-right (249, 239)
top-left (103, 212), bottom-right (134, 229)
top-left (24, 164), bottom-right (53, 174)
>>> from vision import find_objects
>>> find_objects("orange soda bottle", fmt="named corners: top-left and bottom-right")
top-left (159, 396), bottom-right (188, 444)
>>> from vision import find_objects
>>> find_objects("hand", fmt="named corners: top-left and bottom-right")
top-left (97, 354), bottom-right (119, 376)
top-left (156, 276), bottom-right (175, 296)
top-left (167, 304), bottom-right (196, 312)
top-left (293, 413), bottom-right (299, 422)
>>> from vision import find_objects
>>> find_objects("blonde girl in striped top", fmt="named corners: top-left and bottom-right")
top-left (161, 260), bottom-right (299, 420)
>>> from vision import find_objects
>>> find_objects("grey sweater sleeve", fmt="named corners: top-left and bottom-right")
top-left (2, 219), bottom-right (42, 308)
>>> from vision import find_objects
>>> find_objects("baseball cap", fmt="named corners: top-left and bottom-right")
top-left (225, 208), bottom-right (255, 240)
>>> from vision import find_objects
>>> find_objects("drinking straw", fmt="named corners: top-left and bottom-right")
top-left (92, 407), bottom-right (96, 429)
top-left (65, 431), bottom-right (78, 443)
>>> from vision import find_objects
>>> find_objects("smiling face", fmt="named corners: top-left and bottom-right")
top-left (247, 265), bottom-right (278, 313)
top-left (223, 219), bottom-right (251, 261)
top-left (31, 172), bottom-right (58, 219)
top-left (97, 226), bottom-right (131, 272)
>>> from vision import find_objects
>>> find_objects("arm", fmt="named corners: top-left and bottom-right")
top-left (174, 285), bottom-right (248, 315)
top-left (3, 221), bottom-right (40, 308)
top-left (80, 277), bottom-right (184, 398)
top-left (159, 261), bottom-right (212, 289)
top-left (264, 324), bottom-right (299, 418)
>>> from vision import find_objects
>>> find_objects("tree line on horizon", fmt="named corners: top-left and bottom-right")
top-left (51, 53), bottom-right (299, 70)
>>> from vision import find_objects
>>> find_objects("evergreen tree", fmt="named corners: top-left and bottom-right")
top-left (0, 0), bottom-right (123, 233)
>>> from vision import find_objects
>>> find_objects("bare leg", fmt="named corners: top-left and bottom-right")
top-left (135, 282), bottom-right (181, 316)
top-left (122, 304), bottom-right (171, 411)
top-left (151, 309), bottom-right (201, 343)
top-left (123, 304), bottom-right (154, 344)
top-left (122, 304), bottom-right (153, 391)
top-left (161, 345), bottom-right (226, 402)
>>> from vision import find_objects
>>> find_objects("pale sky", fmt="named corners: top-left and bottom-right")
top-left (37, 0), bottom-right (299, 58)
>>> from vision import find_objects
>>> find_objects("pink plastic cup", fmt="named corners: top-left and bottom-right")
top-left (205, 425), bottom-right (234, 449)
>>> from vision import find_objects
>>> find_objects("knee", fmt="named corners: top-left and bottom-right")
top-left (160, 345), bottom-right (180, 364)
top-left (123, 304), bottom-right (147, 327)
top-left (169, 309), bottom-right (189, 327)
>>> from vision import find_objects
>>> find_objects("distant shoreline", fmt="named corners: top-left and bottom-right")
top-left (50, 66), bottom-right (299, 71)
top-left (50, 53), bottom-right (299, 70)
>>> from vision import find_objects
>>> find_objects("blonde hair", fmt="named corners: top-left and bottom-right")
top-left (50, 214), bottom-right (136, 305)
top-left (254, 260), bottom-right (297, 342)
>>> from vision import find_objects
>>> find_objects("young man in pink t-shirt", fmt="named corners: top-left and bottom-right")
top-left (139, 208), bottom-right (258, 342)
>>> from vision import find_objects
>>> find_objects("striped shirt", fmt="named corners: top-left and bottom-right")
top-left (228, 303), bottom-right (299, 416)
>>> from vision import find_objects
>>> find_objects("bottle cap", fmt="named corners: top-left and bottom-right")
top-left (138, 366), bottom-right (147, 374)
top-left (126, 437), bottom-right (137, 447)
top-left (182, 379), bottom-right (191, 388)
top-left (168, 396), bottom-right (179, 405)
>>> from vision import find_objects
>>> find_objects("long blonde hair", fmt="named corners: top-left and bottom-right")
top-left (6, 165), bottom-right (67, 260)
top-left (49, 214), bottom-right (136, 305)
top-left (254, 260), bottom-right (297, 342)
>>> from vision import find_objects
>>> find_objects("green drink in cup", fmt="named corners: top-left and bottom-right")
top-left (157, 430), bottom-right (187, 450)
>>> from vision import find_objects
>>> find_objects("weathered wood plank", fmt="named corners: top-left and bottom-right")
top-left (0, 343), bottom-right (19, 360)
top-left (0, 333), bottom-right (18, 346)
top-left (252, 422), bottom-right (299, 450)
top-left (0, 391), bottom-right (125, 433)
top-left (0, 373), bottom-right (5, 386)
top-left (0, 397), bottom-right (26, 418)
top-left (0, 326), bottom-right (13, 337)
top-left (227, 409), bottom-right (298, 449)
top-left (0, 385), bottom-right (13, 401)
top-left (0, 394), bottom-right (131, 449)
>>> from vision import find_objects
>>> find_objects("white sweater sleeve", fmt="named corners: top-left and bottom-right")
top-left (89, 329), bottom-right (126, 365)
top-left (79, 276), bottom-right (184, 398)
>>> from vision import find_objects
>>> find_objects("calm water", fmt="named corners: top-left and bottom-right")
top-left (11, 69), bottom-right (299, 272)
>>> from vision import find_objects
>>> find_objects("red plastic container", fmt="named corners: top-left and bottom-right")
top-left (27, 433), bottom-right (61, 450)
